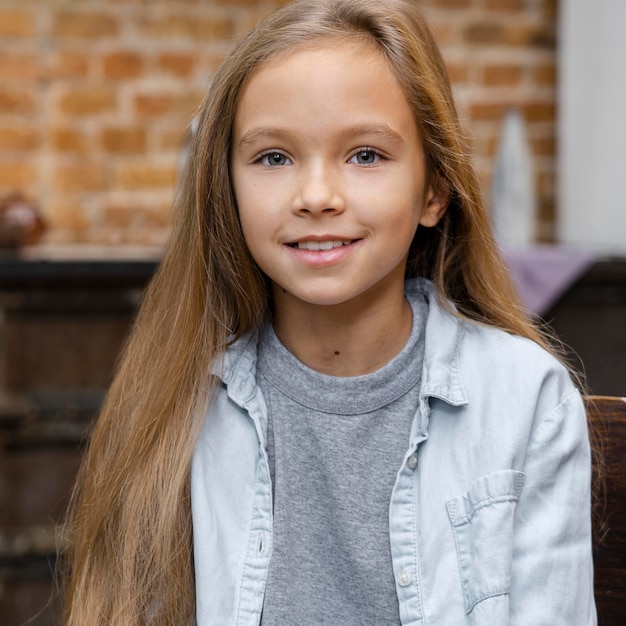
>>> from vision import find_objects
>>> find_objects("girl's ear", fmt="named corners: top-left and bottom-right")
top-left (419, 184), bottom-right (450, 228)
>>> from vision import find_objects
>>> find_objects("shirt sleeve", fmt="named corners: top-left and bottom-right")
top-left (510, 387), bottom-right (597, 625)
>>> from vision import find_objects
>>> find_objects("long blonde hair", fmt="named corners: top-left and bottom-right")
top-left (61, 0), bottom-right (556, 622)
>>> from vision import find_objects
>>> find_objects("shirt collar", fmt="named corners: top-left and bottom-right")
top-left (407, 279), bottom-right (468, 407)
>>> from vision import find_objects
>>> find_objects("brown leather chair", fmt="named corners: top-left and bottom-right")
top-left (585, 395), bottom-right (626, 624)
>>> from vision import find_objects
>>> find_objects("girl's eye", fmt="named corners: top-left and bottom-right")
top-left (257, 151), bottom-right (292, 166)
top-left (349, 149), bottom-right (382, 165)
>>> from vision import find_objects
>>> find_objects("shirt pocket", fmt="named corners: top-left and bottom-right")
top-left (446, 469), bottom-right (525, 615)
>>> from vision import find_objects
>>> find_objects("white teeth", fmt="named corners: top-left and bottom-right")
top-left (296, 240), bottom-right (351, 250)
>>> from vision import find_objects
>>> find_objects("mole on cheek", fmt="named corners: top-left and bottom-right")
top-left (334, 351), bottom-right (340, 356)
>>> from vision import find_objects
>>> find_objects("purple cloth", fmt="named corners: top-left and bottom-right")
top-left (501, 246), bottom-right (596, 316)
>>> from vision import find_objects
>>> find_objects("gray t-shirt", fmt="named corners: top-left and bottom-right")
top-left (257, 292), bottom-right (428, 625)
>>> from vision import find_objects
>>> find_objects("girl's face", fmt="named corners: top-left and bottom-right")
top-left (231, 41), bottom-right (446, 311)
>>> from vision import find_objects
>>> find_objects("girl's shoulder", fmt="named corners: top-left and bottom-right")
top-left (410, 278), bottom-right (579, 408)
top-left (410, 277), bottom-right (569, 379)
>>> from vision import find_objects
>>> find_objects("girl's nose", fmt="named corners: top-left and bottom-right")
top-left (292, 163), bottom-right (345, 216)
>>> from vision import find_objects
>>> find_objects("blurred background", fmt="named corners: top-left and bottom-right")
top-left (0, 0), bottom-right (624, 624)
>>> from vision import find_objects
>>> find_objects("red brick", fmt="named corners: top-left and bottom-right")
top-left (103, 52), bottom-right (144, 80)
top-left (158, 52), bottom-right (195, 77)
top-left (159, 127), bottom-right (187, 151)
top-left (534, 62), bottom-right (556, 87)
top-left (0, 161), bottom-right (36, 188)
top-left (50, 128), bottom-right (88, 154)
top-left (445, 61), bottom-right (469, 84)
top-left (469, 102), bottom-right (509, 122)
top-left (0, 86), bottom-right (36, 114)
top-left (137, 14), bottom-right (234, 40)
top-left (141, 209), bottom-right (171, 231)
top-left (530, 135), bottom-right (556, 157)
top-left (46, 198), bottom-right (91, 235)
top-left (103, 203), bottom-right (172, 232)
top-left (537, 195), bottom-right (556, 237)
top-left (485, 0), bottom-right (525, 11)
top-left (0, 51), bottom-right (39, 80)
top-left (53, 163), bottom-right (105, 193)
top-left (537, 170), bottom-right (555, 197)
top-left (465, 22), bottom-right (501, 45)
top-left (53, 11), bottom-right (119, 39)
top-left (541, 0), bottom-right (558, 20)
top-left (523, 101), bottom-right (555, 122)
top-left (103, 204), bottom-right (136, 229)
top-left (47, 51), bottom-right (90, 79)
top-left (483, 64), bottom-right (523, 87)
top-left (114, 162), bottom-right (178, 190)
top-left (134, 92), bottom-right (201, 117)
top-left (0, 127), bottom-right (40, 151)
top-left (0, 9), bottom-right (35, 38)
top-left (201, 17), bottom-right (238, 38)
top-left (429, 22), bottom-right (458, 47)
top-left (101, 127), bottom-right (146, 154)
top-left (57, 86), bottom-right (117, 116)
top-left (201, 52), bottom-right (229, 74)
top-left (464, 22), bottom-right (555, 48)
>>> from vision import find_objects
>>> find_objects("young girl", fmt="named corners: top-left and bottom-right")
top-left (61, 0), bottom-right (596, 624)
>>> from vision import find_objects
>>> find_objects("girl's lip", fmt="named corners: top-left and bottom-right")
top-left (287, 234), bottom-right (359, 243)
top-left (287, 238), bottom-right (356, 251)
top-left (284, 238), bottom-right (362, 268)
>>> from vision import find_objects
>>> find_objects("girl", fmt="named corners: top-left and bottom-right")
top-left (61, 0), bottom-right (596, 624)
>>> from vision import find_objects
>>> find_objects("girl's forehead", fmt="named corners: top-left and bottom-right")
top-left (239, 41), bottom-right (399, 101)
top-left (241, 35), bottom-right (393, 92)
top-left (231, 39), bottom-right (421, 152)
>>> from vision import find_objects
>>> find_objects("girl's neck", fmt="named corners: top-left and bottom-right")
top-left (271, 286), bottom-right (413, 377)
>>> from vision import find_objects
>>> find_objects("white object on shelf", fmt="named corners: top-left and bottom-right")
top-left (490, 107), bottom-right (536, 249)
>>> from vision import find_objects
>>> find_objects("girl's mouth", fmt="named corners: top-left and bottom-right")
top-left (288, 240), bottom-right (355, 250)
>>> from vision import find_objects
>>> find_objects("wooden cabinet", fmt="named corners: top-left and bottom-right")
top-left (0, 251), bottom-right (157, 626)
top-left (546, 259), bottom-right (626, 397)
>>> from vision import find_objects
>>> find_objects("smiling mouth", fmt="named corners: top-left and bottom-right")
top-left (288, 240), bottom-right (355, 250)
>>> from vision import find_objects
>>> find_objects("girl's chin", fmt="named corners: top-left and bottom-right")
top-left (271, 285), bottom-right (377, 310)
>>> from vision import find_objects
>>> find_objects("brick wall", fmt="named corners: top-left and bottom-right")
top-left (0, 0), bottom-right (557, 245)
top-left (424, 0), bottom-right (558, 241)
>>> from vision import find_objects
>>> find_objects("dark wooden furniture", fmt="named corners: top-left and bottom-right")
top-left (586, 395), bottom-right (626, 624)
top-left (0, 248), bottom-right (158, 626)
top-left (547, 259), bottom-right (626, 397)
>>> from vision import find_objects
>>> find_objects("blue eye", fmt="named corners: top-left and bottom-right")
top-left (258, 151), bottom-right (291, 166)
top-left (350, 149), bottom-right (381, 165)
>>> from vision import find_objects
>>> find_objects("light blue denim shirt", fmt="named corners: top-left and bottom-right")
top-left (192, 278), bottom-right (596, 625)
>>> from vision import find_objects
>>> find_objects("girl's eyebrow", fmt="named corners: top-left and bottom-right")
top-left (237, 123), bottom-right (405, 150)
top-left (341, 123), bottom-right (404, 143)
top-left (238, 127), bottom-right (297, 150)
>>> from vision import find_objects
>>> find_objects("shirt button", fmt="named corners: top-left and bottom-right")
top-left (407, 453), bottom-right (418, 470)
top-left (398, 569), bottom-right (412, 587)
